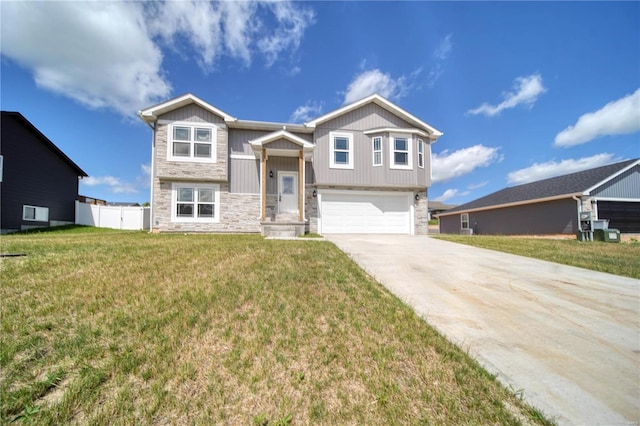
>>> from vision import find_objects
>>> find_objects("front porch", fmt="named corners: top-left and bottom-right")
top-left (249, 129), bottom-right (314, 237)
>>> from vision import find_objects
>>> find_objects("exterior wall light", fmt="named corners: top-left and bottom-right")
top-left (415, 194), bottom-right (420, 201)
top-left (269, 170), bottom-right (273, 178)
top-left (312, 189), bottom-right (317, 197)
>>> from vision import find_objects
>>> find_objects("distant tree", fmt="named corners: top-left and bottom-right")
top-left (142, 202), bottom-right (150, 207)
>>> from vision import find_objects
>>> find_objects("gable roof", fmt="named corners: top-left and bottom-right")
top-left (138, 93), bottom-right (237, 124)
top-left (1, 111), bottom-right (88, 177)
top-left (439, 159), bottom-right (639, 216)
top-left (305, 94), bottom-right (443, 139)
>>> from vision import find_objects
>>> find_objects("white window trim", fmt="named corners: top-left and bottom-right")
top-left (461, 213), bottom-right (470, 229)
top-left (329, 131), bottom-right (354, 169)
top-left (167, 121), bottom-right (218, 163)
top-left (171, 183), bottom-right (220, 223)
top-left (417, 139), bottom-right (425, 169)
top-left (372, 136), bottom-right (383, 167)
top-left (389, 133), bottom-right (413, 170)
top-left (23, 205), bottom-right (49, 222)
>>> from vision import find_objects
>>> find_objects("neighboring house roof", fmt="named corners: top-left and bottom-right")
top-left (428, 201), bottom-right (457, 211)
top-left (305, 94), bottom-right (444, 139)
top-left (439, 159), bottom-right (639, 216)
top-left (107, 202), bottom-right (141, 207)
top-left (1, 111), bottom-right (88, 177)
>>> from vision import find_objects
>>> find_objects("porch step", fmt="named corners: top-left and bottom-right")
top-left (274, 213), bottom-right (301, 222)
top-left (261, 222), bottom-right (306, 238)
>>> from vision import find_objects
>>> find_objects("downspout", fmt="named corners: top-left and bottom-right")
top-left (573, 195), bottom-right (586, 241)
top-left (149, 122), bottom-right (156, 233)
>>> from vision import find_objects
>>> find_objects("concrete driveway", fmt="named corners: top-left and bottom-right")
top-left (326, 234), bottom-right (640, 426)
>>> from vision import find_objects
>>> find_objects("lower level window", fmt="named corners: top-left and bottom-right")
top-left (172, 184), bottom-right (219, 223)
top-left (23, 205), bottom-right (49, 222)
top-left (461, 213), bottom-right (469, 229)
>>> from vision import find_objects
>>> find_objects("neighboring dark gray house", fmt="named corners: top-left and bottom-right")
top-left (427, 201), bottom-right (457, 219)
top-left (1, 111), bottom-right (87, 233)
top-left (138, 93), bottom-right (443, 236)
top-left (438, 159), bottom-right (640, 235)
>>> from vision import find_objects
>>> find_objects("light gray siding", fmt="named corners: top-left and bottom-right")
top-left (265, 139), bottom-right (300, 150)
top-left (439, 198), bottom-right (577, 235)
top-left (312, 103), bottom-right (429, 188)
top-left (229, 158), bottom-right (260, 193)
top-left (159, 104), bottom-right (227, 124)
top-left (229, 129), bottom-right (313, 156)
top-left (590, 165), bottom-right (640, 198)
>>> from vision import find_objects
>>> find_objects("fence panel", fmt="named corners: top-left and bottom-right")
top-left (75, 201), bottom-right (150, 230)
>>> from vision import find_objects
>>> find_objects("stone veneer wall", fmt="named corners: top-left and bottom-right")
top-left (155, 123), bottom-right (228, 181)
top-left (415, 195), bottom-right (428, 235)
top-left (153, 181), bottom-right (260, 232)
top-left (305, 185), bottom-right (318, 233)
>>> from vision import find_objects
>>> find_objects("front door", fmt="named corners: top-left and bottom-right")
top-left (278, 171), bottom-right (298, 214)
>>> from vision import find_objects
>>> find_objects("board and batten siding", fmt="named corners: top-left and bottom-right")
top-left (158, 104), bottom-right (227, 124)
top-left (229, 129), bottom-right (313, 156)
top-left (229, 158), bottom-right (260, 194)
top-left (589, 164), bottom-right (640, 199)
top-left (440, 198), bottom-right (577, 235)
top-left (313, 103), bottom-right (430, 188)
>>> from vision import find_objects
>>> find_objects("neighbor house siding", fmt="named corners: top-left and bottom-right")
top-left (313, 104), bottom-right (428, 188)
top-left (589, 165), bottom-right (640, 198)
top-left (1, 115), bottom-right (80, 231)
top-left (440, 198), bottom-right (577, 235)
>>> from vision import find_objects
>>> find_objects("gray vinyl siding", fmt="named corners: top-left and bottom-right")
top-left (159, 104), bottom-right (226, 124)
top-left (439, 198), bottom-right (577, 235)
top-left (589, 165), bottom-right (640, 198)
top-left (229, 129), bottom-right (313, 156)
top-left (1, 115), bottom-right (81, 230)
top-left (229, 158), bottom-right (260, 193)
top-left (313, 103), bottom-right (429, 188)
top-left (265, 140), bottom-right (300, 150)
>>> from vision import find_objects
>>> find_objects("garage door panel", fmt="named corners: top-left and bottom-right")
top-left (320, 192), bottom-right (411, 234)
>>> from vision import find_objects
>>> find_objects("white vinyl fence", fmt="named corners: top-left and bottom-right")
top-left (75, 201), bottom-right (150, 230)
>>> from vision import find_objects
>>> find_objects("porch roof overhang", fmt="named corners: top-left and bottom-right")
top-left (249, 129), bottom-right (315, 160)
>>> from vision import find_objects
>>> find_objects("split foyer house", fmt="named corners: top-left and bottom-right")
top-left (138, 93), bottom-right (443, 235)
top-left (438, 159), bottom-right (640, 235)
top-left (1, 111), bottom-right (87, 233)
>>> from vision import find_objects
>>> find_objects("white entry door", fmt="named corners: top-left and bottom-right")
top-left (278, 171), bottom-right (298, 213)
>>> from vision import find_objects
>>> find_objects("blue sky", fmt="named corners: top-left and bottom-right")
top-left (2, 1), bottom-right (639, 204)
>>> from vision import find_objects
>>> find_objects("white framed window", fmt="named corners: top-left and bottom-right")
top-left (461, 213), bottom-right (469, 230)
top-left (329, 132), bottom-right (354, 169)
top-left (372, 136), bottom-right (382, 166)
top-left (167, 122), bottom-right (217, 163)
top-left (390, 134), bottom-right (413, 170)
top-left (23, 205), bottom-right (49, 222)
top-left (171, 183), bottom-right (220, 223)
top-left (417, 139), bottom-right (424, 169)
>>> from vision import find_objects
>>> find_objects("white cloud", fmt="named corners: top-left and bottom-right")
top-left (554, 88), bottom-right (640, 147)
top-left (1, 1), bottom-right (315, 116)
top-left (290, 101), bottom-right (323, 123)
top-left (506, 153), bottom-right (618, 185)
top-left (468, 181), bottom-right (488, 190)
top-left (434, 33), bottom-right (453, 60)
top-left (432, 145), bottom-right (502, 183)
top-left (435, 188), bottom-right (469, 202)
top-left (342, 68), bottom-right (419, 105)
top-left (82, 176), bottom-right (138, 194)
top-left (467, 73), bottom-right (547, 117)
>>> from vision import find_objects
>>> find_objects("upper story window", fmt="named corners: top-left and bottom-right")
top-left (171, 183), bottom-right (220, 223)
top-left (168, 122), bottom-right (217, 163)
top-left (372, 136), bottom-right (382, 166)
top-left (330, 131), bottom-right (353, 169)
top-left (417, 139), bottom-right (425, 169)
top-left (390, 134), bottom-right (413, 170)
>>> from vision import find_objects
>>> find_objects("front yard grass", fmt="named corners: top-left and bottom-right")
top-left (435, 235), bottom-right (640, 279)
top-left (1, 229), bottom-right (551, 425)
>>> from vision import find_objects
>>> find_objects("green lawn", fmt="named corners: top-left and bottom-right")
top-left (1, 228), bottom-right (551, 425)
top-left (435, 235), bottom-right (640, 279)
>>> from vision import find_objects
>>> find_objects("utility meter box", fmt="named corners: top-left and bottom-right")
top-left (579, 211), bottom-right (592, 231)
top-left (594, 229), bottom-right (621, 243)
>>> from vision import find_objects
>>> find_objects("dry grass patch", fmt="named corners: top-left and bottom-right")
top-left (1, 229), bottom-right (552, 425)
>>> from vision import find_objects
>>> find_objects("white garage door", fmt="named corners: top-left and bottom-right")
top-left (320, 192), bottom-right (412, 234)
